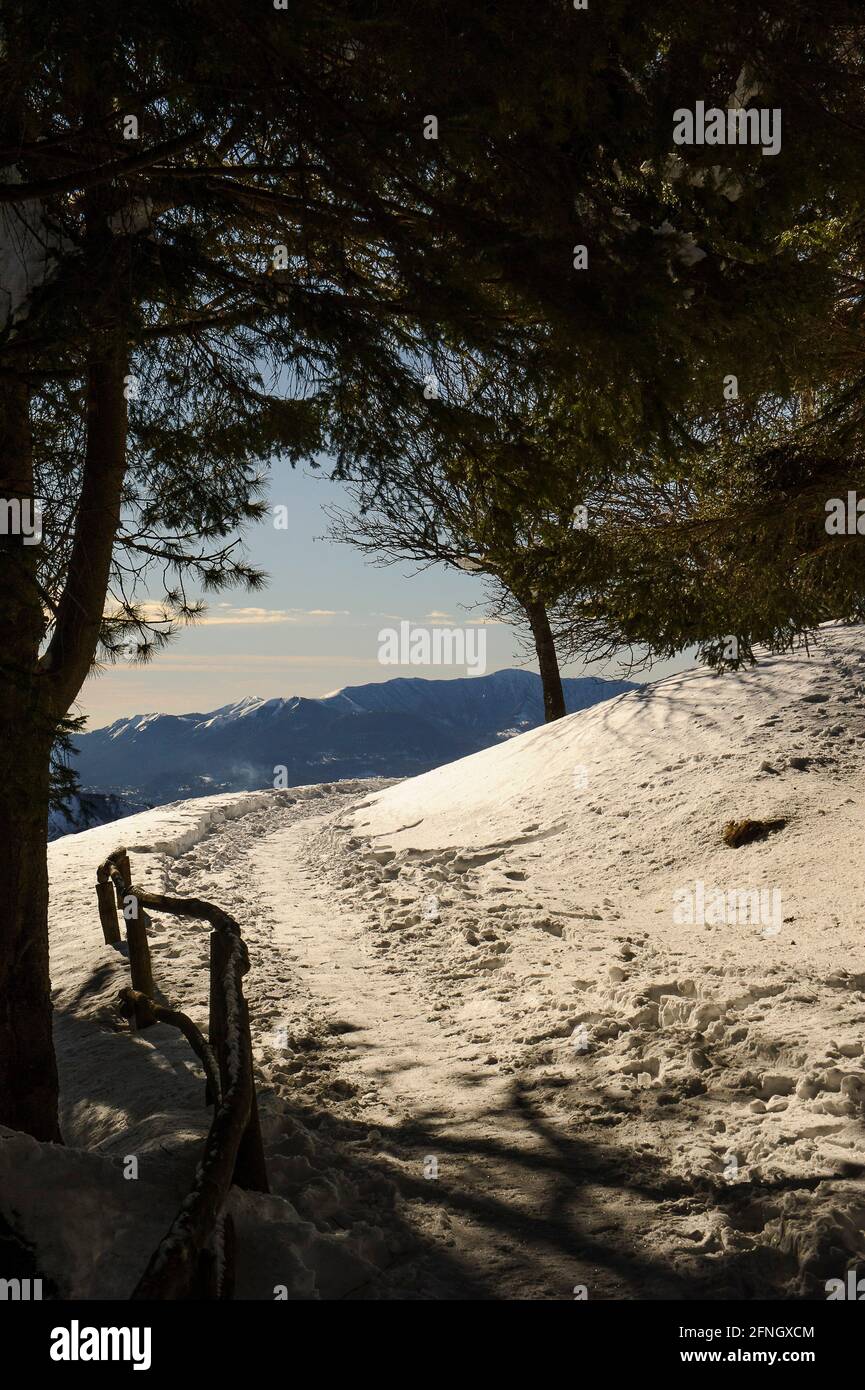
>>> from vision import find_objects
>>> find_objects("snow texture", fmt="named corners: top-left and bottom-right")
top-left (5, 626), bottom-right (865, 1298)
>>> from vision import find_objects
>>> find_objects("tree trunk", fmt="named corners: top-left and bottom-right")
top-left (0, 729), bottom-right (59, 1141)
top-left (523, 596), bottom-right (567, 722)
top-left (0, 375), bottom-right (61, 1141)
top-left (0, 316), bottom-right (128, 1140)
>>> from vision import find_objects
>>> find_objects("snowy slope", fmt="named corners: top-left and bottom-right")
top-left (20, 783), bottom-right (412, 1299)
top-left (8, 624), bottom-right (865, 1299)
top-left (339, 622), bottom-right (865, 1292)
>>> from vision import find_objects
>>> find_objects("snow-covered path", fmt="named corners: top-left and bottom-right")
top-left (21, 622), bottom-right (865, 1299)
top-left (250, 816), bottom-right (688, 1299)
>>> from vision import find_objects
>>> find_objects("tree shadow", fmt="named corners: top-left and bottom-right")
top-left (44, 965), bottom-right (861, 1301)
top-left (277, 1076), bottom-right (836, 1301)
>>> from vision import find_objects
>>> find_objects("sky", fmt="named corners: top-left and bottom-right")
top-left (76, 461), bottom-right (694, 729)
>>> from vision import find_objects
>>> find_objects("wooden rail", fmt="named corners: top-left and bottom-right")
top-left (97, 847), bottom-right (154, 1008)
top-left (95, 848), bottom-right (268, 1299)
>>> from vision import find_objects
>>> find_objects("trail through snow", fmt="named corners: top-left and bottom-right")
top-left (8, 621), bottom-right (865, 1299)
top-left (251, 817), bottom-right (685, 1299)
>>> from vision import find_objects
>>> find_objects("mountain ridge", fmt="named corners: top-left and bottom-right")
top-left (69, 667), bottom-right (637, 816)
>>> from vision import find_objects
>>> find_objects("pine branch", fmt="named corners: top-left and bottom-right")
top-left (0, 130), bottom-right (206, 203)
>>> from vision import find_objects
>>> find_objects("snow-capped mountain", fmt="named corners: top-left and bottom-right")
top-left (70, 668), bottom-right (637, 810)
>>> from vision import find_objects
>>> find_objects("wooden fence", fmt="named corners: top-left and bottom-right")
top-left (96, 847), bottom-right (268, 1299)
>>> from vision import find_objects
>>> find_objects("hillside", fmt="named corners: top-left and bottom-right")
top-left (8, 623), bottom-right (864, 1299)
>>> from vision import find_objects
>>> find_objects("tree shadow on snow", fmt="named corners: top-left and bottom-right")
top-left (277, 1078), bottom-right (838, 1301)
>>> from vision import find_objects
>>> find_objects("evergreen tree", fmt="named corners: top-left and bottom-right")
top-left (1, 0), bottom-right (722, 1140)
top-left (326, 366), bottom-right (622, 721)
top-left (3, 0), bottom-right (865, 1140)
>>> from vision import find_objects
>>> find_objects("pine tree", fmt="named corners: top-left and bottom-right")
top-left (3, 0), bottom-right (865, 1140)
top-left (326, 366), bottom-right (621, 721)
top-left (0, 0), bottom-right (724, 1140)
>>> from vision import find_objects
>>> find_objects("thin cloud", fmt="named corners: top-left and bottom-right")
top-left (108, 654), bottom-right (381, 672)
top-left (108, 601), bottom-right (349, 628)
top-left (199, 606), bottom-right (350, 626)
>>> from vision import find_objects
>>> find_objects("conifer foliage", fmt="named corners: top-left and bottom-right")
top-left (2, 1), bottom-right (865, 1138)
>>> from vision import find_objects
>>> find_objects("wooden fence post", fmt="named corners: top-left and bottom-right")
top-left (96, 867), bottom-right (121, 945)
top-left (113, 849), bottom-right (132, 908)
top-left (96, 850), bottom-right (154, 1024)
top-left (208, 930), bottom-right (268, 1193)
top-left (123, 889), bottom-right (155, 1004)
top-left (235, 997), bottom-right (269, 1194)
top-left (208, 929), bottom-right (228, 1107)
